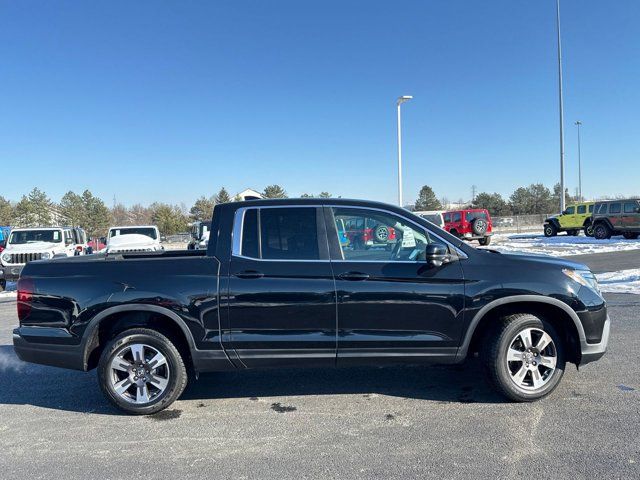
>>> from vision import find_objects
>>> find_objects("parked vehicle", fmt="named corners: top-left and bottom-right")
top-left (343, 214), bottom-right (397, 250)
top-left (106, 226), bottom-right (163, 254)
top-left (0, 227), bottom-right (81, 290)
top-left (493, 217), bottom-right (515, 228)
top-left (591, 199), bottom-right (640, 240)
top-left (443, 208), bottom-right (493, 245)
top-left (88, 237), bottom-right (107, 253)
top-left (0, 226), bottom-right (11, 253)
top-left (414, 210), bottom-right (445, 229)
top-left (187, 221), bottom-right (212, 250)
top-left (543, 201), bottom-right (595, 237)
top-left (13, 199), bottom-right (609, 414)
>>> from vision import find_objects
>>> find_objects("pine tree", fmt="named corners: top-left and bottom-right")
top-left (14, 188), bottom-right (53, 226)
top-left (414, 185), bottom-right (442, 211)
top-left (190, 196), bottom-right (215, 221)
top-left (215, 188), bottom-right (231, 204)
top-left (262, 184), bottom-right (287, 199)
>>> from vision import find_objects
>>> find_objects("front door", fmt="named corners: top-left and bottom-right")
top-left (326, 206), bottom-right (465, 366)
top-left (225, 206), bottom-right (336, 368)
top-left (621, 201), bottom-right (640, 231)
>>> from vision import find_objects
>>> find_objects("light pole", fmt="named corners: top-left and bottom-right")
top-left (396, 95), bottom-right (413, 207)
top-left (556, 0), bottom-right (566, 212)
top-left (575, 120), bottom-right (582, 201)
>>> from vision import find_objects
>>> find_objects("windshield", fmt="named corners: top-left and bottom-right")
top-left (419, 214), bottom-right (443, 226)
top-left (109, 227), bottom-right (157, 240)
top-left (9, 230), bottom-right (63, 244)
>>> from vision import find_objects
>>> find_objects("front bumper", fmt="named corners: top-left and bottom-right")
top-left (578, 315), bottom-right (611, 366)
top-left (0, 264), bottom-right (23, 281)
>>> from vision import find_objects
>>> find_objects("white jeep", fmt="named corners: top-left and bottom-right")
top-left (106, 226), bottom-right (163, 254)
top-left (0, 227), bottom-right (79, 287)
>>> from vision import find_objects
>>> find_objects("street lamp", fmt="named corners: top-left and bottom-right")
top-left (396, 95), bottom-right (413, 207)
top-left (575, 121), bottom-right (582, 201)
top-left (556, 0), bottom-right (566, 212)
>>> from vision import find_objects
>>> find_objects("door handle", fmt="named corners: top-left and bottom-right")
top-left (234, 270), bottom-right (264, 279)
top-left (338, 271), bottom-right (370, 281)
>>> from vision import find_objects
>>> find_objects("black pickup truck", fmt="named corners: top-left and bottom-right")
top-left (13, 199), bottom-right (609, 414)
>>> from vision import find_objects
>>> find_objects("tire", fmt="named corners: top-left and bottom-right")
top-left (593, 223), bottom-right (612, 240)
top-left (372, 225), bottom-right (390, 243)
top-left (471, 218), bottom-right (488, 236)
top-left (0, 279), bottom-right (5, 292)
top-left (98, 328), bottom-right (188, 415)
top-left (623, 232), bottom-right (639, 240)
top-left (568, 229), bottom-right (579, 236)
top-left (449, 229), bottom-right (460, 238)
top-left (584, 223), bottom-right (594, 237)
top-left (543, 223), bottom-right (557, 237)
top-left (482, 313), bottom-right (565, 402)
top-left (478, 236), bottom-right (491, 246)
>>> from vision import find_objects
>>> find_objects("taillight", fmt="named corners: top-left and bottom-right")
top-left (76, 246), bottom-right (83, 251)
top-left (388, 228), bottom-right (396, 240)
top-left (17, 277), bottom-right (34, 321)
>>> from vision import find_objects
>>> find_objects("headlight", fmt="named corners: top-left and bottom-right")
top-left (1, 253), bottom-right (10, 263)
top-left (563, 268), bottom-right (599, 293)
top-left (41, 252), bottom-right (51, 260)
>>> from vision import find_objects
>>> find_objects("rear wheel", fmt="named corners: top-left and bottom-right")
top-left (623, 232), bottom-right (639, 240)
top-left (593, 223), bottom-right (612, 240)
top-left (543, 223), bottom-right (557, 237)
top-left (584, 223), bottom-right (594, 237)
top-left (98, 328), bottom-right (188, 415)
top-left (478, 236), bottom-right (491, 246)
top-left (483, 314), bottom-right (565, 401)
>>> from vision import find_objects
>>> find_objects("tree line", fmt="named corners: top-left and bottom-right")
top-left (0, 184), bottom-right (298, 237)
top-left (414, 183), bottom-right (575, 216)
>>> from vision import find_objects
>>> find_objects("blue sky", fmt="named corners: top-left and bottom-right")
top-left (1, 0), bottom-right (638, 208)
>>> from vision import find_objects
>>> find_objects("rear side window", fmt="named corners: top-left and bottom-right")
top-left (609, 203), bottom-right (621, 214)
top-left (452, 212), bottom-right (462, 222)
top-left (260, 208), bottom-right (319, 260)
top-left (577, 205), bottom-right (586, 214)
top-left (624, 202), bottom-right (638, 213)
top-left (588, 204), bottom-right (594, 213)
top-left (236, 208), bottom-right (319, 260)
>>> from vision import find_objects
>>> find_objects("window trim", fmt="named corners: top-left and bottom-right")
top-left (232, 205), bottom-right (329, 262)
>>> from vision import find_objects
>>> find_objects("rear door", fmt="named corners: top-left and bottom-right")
top-left (608, 202), bottom-right (622, 229)
top-left (326, 206), bottom-right (465, 365)
top-left (225, 206), bottom-right (337, 368)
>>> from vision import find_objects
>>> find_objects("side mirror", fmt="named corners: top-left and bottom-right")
top-left (425, 243), bottom-right (449, 268)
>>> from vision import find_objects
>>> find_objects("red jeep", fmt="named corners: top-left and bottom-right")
top-left (343, 216), bottom-right (397, 250)
top-left (443, 209), bottom-right (493, 245)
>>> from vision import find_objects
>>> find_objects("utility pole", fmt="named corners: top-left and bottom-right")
top-left (471, 185), bottom-right (477, 204)
top-left (396, 95), bottom-right (413, 207)
top-left (556, 0), bottom-right (566, 212)
top-left (575, 120), bottom-right (583, 201)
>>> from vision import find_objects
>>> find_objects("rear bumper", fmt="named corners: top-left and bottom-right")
top-left (12, 327), bottom-right (85, 371)
top-left (578, 316), bottom-right (611, 366)
top-left (1, 264), bottom-right (24, 281)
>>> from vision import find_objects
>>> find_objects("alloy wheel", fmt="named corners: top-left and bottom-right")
top-left (109, 343), bottom-right (170, 404)
top-left (505, 327), bottom-right (557, 391)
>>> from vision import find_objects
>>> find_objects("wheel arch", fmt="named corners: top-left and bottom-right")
top-left (458, 295), bottom-right (585, 365)
top-left (82, 304), bottom-right (196, 371)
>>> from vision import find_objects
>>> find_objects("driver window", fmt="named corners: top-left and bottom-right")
top-left (332, 208), bottom-right (431, 262)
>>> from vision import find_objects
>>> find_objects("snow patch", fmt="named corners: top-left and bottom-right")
top-left (596, 269), bottom-right (640, 295)
top-left (484, 234), bottom-right (640, 257)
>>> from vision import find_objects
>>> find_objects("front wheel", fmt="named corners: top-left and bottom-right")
top-left (543, 223), bottom-right (557, 237)
top-left (623, 232), bottom-right (639, 240)
top-left (98, 328), bottom-right (188, 415)
top-left (482, 313), bottom-right (565, 402)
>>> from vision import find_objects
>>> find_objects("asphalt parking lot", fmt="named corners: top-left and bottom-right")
top-left (0, 292), bottom-right (638, 479)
